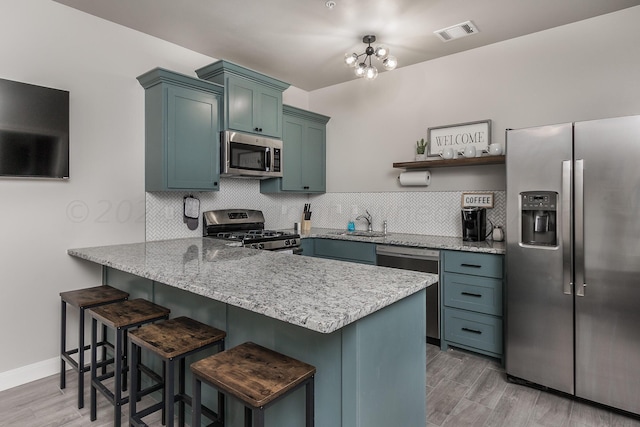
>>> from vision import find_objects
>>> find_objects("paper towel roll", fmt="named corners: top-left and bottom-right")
top-left (399, 171), bottom-right (431, 186)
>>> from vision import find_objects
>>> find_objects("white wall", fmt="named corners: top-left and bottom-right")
top-left (310, 6), bottom-right (640, 193)
top-left (0, 0), bottom-right (219, 380)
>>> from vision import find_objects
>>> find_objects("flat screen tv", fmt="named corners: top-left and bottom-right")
top-left (0, 77), bottom-right (69, 178)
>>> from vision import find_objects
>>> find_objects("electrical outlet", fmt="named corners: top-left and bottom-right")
top-left (351, 205), bottom-right (358, 215)
top-left (281, 205), bottom-right (288, 215)
top-left (335, 204), bottom-right (342, 214)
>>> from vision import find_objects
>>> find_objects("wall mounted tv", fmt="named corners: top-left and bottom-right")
top-left (0, 77), bottom-right (69, 179)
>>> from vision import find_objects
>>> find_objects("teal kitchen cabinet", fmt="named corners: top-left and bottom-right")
top-left (303, 238), bottom-right (376, 265)
top-left (441, 250), bottom-right (504, 362)
top-left (300, 237), bottom-right (315, 257)
top-left (138, 68), bottom-right (223, 191)
top-left (196, 60), bottom-right (290, 139)
top-left (261, 105), bottom-right (330, 194)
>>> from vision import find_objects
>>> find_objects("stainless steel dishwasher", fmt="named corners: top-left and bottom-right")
top-left (376, 245), bottom-right (440, 344)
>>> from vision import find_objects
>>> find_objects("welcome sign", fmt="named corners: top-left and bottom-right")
top-left (427, 120), bottom-right (491, 157)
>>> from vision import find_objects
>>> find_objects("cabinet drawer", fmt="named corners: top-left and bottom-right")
top-left (313, 239), bottom-right (376, 265)
top-left (443, 251), bottom-right (503, 278)
top-left (443, 307), bottom-right (502, 355)
top-left (443, 273), bottom-right (502, 316)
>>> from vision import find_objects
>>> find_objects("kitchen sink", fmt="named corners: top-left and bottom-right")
top-left (330, 230), bottom-right (387, 238)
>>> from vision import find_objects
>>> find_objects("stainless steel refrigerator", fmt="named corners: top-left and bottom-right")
top-left (505, 115), bottom-right (640, 415)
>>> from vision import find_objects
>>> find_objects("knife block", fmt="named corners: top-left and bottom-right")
top-left (301, 219), bottom-right (311, 233)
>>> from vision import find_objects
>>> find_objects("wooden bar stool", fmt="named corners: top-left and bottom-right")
top-left (128, 316), bottom-right (226, 427)
top-left (88, 298), bottom-right (170, 427)
top-left (60, 285), bottom-right (129, 409)
top-left (191, 341), bottom-right (316, 427)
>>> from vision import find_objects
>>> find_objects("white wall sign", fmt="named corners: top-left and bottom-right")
top-left (461, 192), bottom-right (494, 208)
top-left (428, 120), bottom-right (491, 157)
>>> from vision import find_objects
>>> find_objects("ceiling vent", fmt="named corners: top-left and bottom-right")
top-left (434, 20), bottom-right (479, 42)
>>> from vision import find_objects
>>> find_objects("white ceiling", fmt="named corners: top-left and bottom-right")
top-left (54, 0), bottom-right (640, 91)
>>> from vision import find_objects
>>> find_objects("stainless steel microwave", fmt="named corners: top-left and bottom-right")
top-left (221, 131), bottom-right (283, 179)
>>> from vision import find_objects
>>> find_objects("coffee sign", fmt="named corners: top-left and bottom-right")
top-left (462, 192), bottom-right (494, 208)
top-left (427, 120), bottom-right (491, 157)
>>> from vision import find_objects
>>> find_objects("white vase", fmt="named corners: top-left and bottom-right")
top-left (415, 154), bottom-right (426, 161)
top-left (489, 143), bottom-right (503, 156)
top-left (464, 146), bottom-right (476, 158)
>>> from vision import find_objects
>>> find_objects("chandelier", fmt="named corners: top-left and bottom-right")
top-left (344, 35), bottom-right (398, 80)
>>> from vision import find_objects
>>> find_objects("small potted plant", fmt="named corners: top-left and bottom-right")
top-left (415, 138), bottom-right (428, 161)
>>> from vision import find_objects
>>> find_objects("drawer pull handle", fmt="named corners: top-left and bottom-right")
top-left (462, 327), bottom-right (482, 334)
top-left (461, 292), bottom-right (482, 298)
top-left (460, 263), bottom-right (482, 268)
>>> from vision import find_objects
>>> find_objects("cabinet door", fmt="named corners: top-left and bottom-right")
top-left (226, 77), bottom-right (283, 138)
top-left (281, 115), bottom-right (304, 191)
top-left (313, 239), bottom-right (376, 265)
top-left (167, 86), bottom-right (220, 190)
top-left (255, 86), bottom-right (282, 138)
top-left (303, 122), bottom-right (326, 192)
top-left (226, 76), bottom-right (255, 134)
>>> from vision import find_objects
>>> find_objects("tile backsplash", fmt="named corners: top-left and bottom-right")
top-left (146, 178), bottom-right (505, 241)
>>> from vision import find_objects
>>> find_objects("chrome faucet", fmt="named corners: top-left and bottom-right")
top-left (356, 210), bottom-right (373, 232)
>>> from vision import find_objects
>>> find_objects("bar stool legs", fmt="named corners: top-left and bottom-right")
top-left (59, 285), bottom-right (128, 409)
top-left (191, 342), bottom-right (316, 427)
top-left (88, 299), bottom-right (170, 427)
top-left (128, 316), bottom-right (226, 427)
top-left (233, 377), bottom-right (314, 427)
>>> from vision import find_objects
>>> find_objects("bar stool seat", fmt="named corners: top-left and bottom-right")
top-left (60, 285), bottom-right (129, 409)
top-left (88, 298), bottom-right (170, 427)
top-left (128, 316), bottom-right (226, 427)
top-left (191, 341), bottom-right (316, 427)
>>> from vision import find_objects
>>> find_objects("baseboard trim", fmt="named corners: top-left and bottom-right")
top-left (0, 357), bottom-right (62, 392)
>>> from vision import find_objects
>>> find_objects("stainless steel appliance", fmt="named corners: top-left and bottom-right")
top-left (462, 207), bottom-right (487, 242)
top-left (203, 209), bottom-right (301, 253)
top-left (376, 245), bottom-right (440, 344)
top-left (506, 115), bottom-right (640, 415)
top-left (221, 131), bottom-right (283, 178)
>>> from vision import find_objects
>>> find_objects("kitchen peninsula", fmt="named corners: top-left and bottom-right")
top-left (68, 237), bottom-right (437, 427)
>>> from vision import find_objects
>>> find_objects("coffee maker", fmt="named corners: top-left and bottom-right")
top-left (462, 207), bottom-right (487, 241)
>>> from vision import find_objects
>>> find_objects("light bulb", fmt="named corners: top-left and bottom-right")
top-left (364, 65), bottom-right (378, 80)
top-left (354, 62), bottom-right (367, 77)
top-left (344, 53), bottom-right (358, 67)
top-left (374, 45), bottom-right (389, 59)
top-left (383, 55), bottom-right (398, 71)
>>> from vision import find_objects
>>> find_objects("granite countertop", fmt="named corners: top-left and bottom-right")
top-left (68, 238), bottom-right (436, 334)
top-left (301, 228), bottom-right (506, 255)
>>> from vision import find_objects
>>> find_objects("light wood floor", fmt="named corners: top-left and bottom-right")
top-left (427, 344), bottom-right (640, 427)
top-left (2, 345), bottom-right (640, 426)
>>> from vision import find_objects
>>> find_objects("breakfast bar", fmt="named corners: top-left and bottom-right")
top-left (68, 237), bottom-right (437, 427)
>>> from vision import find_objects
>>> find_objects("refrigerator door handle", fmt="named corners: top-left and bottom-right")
top-left (575, 159), bottom-right (586, 297)
top-left (562, 160), bottom-right (572, 295)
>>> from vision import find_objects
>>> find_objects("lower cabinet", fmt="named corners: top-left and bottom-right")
top-left (301, 238), bottom-right (376, 265)
top-left (441, 250), bottom-right (504, 362)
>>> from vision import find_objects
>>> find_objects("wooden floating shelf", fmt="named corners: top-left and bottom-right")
top-left (393, 155), bottom-right (505, 169)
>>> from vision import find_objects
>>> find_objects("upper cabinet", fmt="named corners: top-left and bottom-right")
top-left (196, 60), bottom-right (290, 139)
top-left (261, 105), bottom-right (330, 194)
top-left (137, 68), bottom-right (223, 192)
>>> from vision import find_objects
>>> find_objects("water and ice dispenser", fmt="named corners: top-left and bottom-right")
top-left (521, 191), bottom-right (558, 246)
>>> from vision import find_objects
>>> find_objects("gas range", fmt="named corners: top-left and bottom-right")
top-left (203, 209), bottom-right (301, 252)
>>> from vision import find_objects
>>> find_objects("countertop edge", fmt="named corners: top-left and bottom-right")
top-left (298, 228), bottom-right (506, 255)
top-left (68, 239), bottom-right (437, 334)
